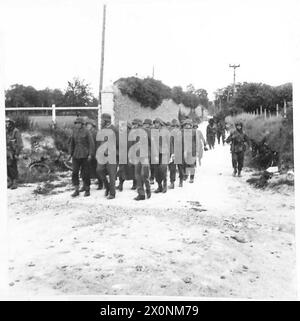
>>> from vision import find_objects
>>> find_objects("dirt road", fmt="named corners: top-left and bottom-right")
top-left (6, 126), bottom-right (296, 299)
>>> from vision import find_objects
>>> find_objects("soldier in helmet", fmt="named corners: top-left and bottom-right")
top-left (6, 117), bottom-right (23, 189)
top-left (206, 118), bottom-right (216, 149)
top-left (168, 118), bottom-right (184, 188)
top-left (226, 121), bottom-right (250, 177)
top-left (85, 119), bottom-right (103, 191)
top-left (152, 118), bottom-right (168, 193)
top-left (68, 117), bottom-right (95, 197)
top-left (182, 119), bottom-right (197, 183)
top-left (96, 113), bottom-right (119, 199)
top-left (131, 118), bottom-right (151, 200)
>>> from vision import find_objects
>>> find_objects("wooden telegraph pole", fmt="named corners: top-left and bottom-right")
top-left (99, 4), bottom-right (107, 107)
top-left (98, 4), bottom-right (107, 128)
top-left (229, 64), bottom-right (240, 96)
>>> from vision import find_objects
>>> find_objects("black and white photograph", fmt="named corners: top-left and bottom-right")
top-left (0, 0), bottom-right (299, 301)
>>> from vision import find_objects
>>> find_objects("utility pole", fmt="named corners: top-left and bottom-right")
top-left (229, 64), bottom-right (240, 96)
top-left (99, 4), bottom-right (107, 105)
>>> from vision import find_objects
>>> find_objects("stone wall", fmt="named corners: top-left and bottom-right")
top-left (112, 86), bottom-right (206, 125)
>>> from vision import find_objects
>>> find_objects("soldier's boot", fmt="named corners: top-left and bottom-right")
top-left (154, 184), bottom-right (163, 193)
top-left (131, 180), bottom-right (137, 190)
top-left (84, 187), bottom-right (90, 197)
top-left (162, 180), bottom-right (167, 193)
top-left (150, 178), bottom-right (154, 185)
top-left (97, 180), bottom-right (103, 190)
top-left (107, 194), bottom-right (115, 200)
top-left (233, 169), bottom-right (237, 177)
top-left (79, 185), bottom-right (86, 193)
top-left (10, 179), bottom-right (18, 190)
top-left (104, 188), bottom-right (109, 197)
top-left (189, 175), bottom-right (194, 184)
top-left (237, 170), bottom-right (242, 177)
top-left (169, 182), bottom-right (175, 189)
top-left (179, 179), bottom-right (183, 187)
top-left (7, 178), bottom-right (12, 189)
top-left (71, 185), bottom-right (80, 197)
top-left (134, 194), bottom-right (145, 201)
top-left (146, 190), bottom-right (151, 199)
top-left (117, 180), bottom-right (124, 192)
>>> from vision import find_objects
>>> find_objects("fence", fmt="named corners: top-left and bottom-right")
top-left (246, 101), bottom-right (288, 118)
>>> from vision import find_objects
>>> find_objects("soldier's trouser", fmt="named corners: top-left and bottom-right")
top-left (169, 163), bottom-right (184, 183)
top-left (97, 163), bottom-right (117, 196)
top-left (232, 152), bottom-right (244, 172)
top-left (217, 131), bottom-right (225, 144)
top-left (135, 163), bottom-right (150, 196)
top-left (154, 164), bottom-right (167, 187)
top-left (150, 164), bottom-right (155, 181)
top-left (117, 164), bottom-right (127, 184)
top-left (7, 158), bottom-right (18, 180)
top-left (184, 162), bottom-right (196, 179)
top-left (207, 135), bottom-right (215, 148)
top-left (72, 158), bottom-right (90, 188)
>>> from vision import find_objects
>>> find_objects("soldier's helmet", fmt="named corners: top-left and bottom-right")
top-left (132, 118), bottom-right (143, 127)
top-left (5, 117), bottom-right (15, 124)
top-left (74, 117), bottom-right (85, 124)
top-left (182, 119), bottom-right (193, 127)
top-left (171, 119), bottom-right (179, 127)
top-left (208, 118), bottom-right (214, 124)
top-left (235, 121), bottom-right (243, 128)
top-left (86, 119), bottom-right (96, 127)
top-left (153, 117), bottom-right (163, 126)
top-left (193, 122), bottom-right (199, 129)
top-left (101, 113), bottom-right (111, 121)
top-left (143, 119), bottom-right (152, 126)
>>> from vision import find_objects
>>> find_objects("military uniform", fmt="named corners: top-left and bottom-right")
top-left (85, 119), bottom-right (103, 190)
top-left (152, 118), bottom-right (168, 193)
top-left (69, 117), bottom-right (95, 197)
top-left (168, 119), bottom-right (184, 188)
top-left (6, 118), bottom-right (23, 189)
top-left (226, 122), bottom-right (249, 176)
top-left (131, 118), bottom-right (151, 201)
top-left (117, 121), bottom-right (136, 191)
top-left (182, 119), bottom-right (197, 183)
top-left (96, 113), bottom-right (118, 199)
top-left (216, 120), bottom-right (226, 145)
top-left (206, 119), bottom-right (216, 149)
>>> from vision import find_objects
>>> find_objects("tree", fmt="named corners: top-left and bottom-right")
top-left (63, 77), bottom-right (95, 107)
top-left (5, 84), bottom-right (40, 107)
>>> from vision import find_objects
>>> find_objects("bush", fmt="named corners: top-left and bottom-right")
top-left (116, 77), bottom-right (201, 109)
top-left (7, 112), bottom-right (34, 131)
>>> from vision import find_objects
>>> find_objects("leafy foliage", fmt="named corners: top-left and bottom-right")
top-left (116, 77), bottom-right (207, 109)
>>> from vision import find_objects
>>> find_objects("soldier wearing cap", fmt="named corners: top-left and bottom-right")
top-left (168, 118), bottom-right (184, 188)
top-left (96, 113), bottom-right (118, 199)
top-left (130, 118), bottom-right (151, 200)
top-left (6, 117), bottom-right (23, 189)
top-left (152, 117), bottom-right (168, 193)
top-left (85, 119), bottom-right (103, 191)
top-left (69, 117), bottom-right (95, 197)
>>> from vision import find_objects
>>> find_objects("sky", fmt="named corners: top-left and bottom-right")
top-left (0, 0), bottom-right (298, 100)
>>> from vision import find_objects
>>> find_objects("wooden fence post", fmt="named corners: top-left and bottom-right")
top-left (264, 108), bottom-right (267, 119)
top-left (98, 104), bottom-right (102, 129)
top-left (276, 104), bottom-right (279, 117)
top-left (52, 104), bottom-right (56, 123)
top-left (283, 100), bottom-right (287, 118)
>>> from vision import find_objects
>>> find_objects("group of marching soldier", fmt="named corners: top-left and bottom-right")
top-left (6, 114), bottom-right (250, 192)
top-left (68, 113), bottom-right (209, 200)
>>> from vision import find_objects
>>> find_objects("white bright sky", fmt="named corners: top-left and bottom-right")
top-left (0, 0), bottom-right (299, 99)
